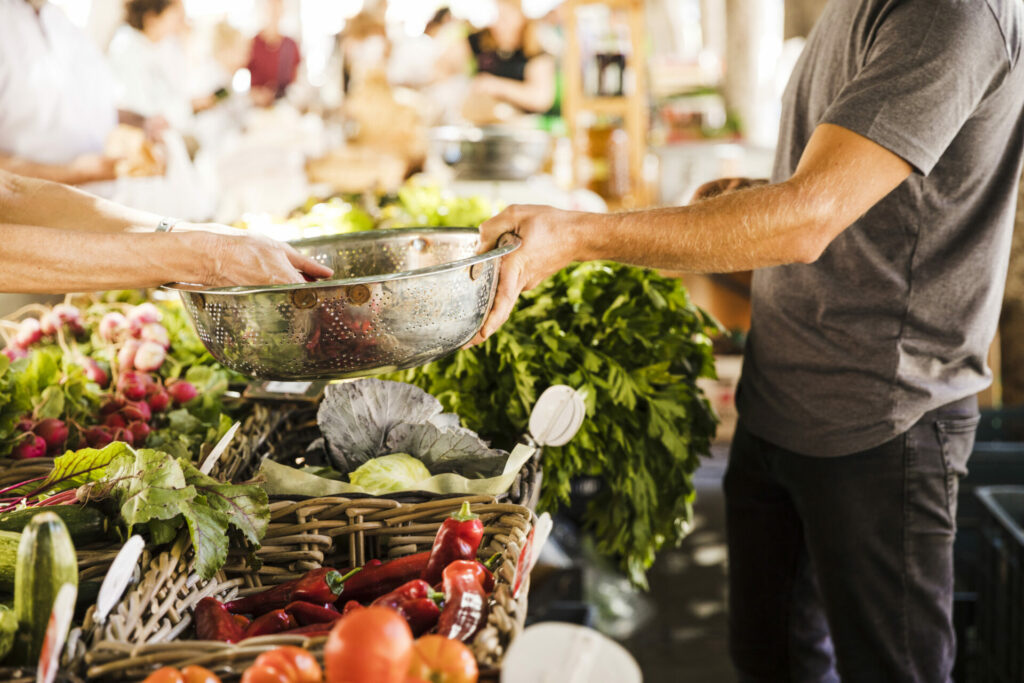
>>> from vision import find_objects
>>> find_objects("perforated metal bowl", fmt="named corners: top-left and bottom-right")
top-left (165, 228), bottom-right (519, 380)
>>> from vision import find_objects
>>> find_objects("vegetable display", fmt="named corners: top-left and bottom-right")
top-left (391, 262), bottom-right (719, 587)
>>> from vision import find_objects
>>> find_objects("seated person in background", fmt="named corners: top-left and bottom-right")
top-left (467, 0), bottom-right (556, 117)
top-left (108, 0), bottom-right (220, 135)
top-left (248, 0), bottom-right (301, 107)
top-left (0, 169), bottom-right (332, 293)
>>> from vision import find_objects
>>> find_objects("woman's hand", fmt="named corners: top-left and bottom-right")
top-left (181, 230), bottom-right (334, 287)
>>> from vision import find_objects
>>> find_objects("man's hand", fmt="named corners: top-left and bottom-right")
top-left (197, 230), bottom-right (335, 287)
top-left (467, 204), bottom-right (586, 346)
top-left (690, 177), bottom-right (768, 202)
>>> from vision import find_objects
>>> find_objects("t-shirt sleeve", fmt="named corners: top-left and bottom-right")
top-left (820, 1), bottom-right (1009, 176)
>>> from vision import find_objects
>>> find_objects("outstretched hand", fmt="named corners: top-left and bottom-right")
top-left (466, 205), bottom-right (588, 346)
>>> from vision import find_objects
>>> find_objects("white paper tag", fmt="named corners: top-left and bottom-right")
top-left (264, 381), bottom-right (313, 394)
top-left (37, 583), bottom-right (77, 683)
top-left (95, 535), bottom-right (145, 623)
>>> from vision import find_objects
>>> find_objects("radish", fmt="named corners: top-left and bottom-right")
top-left (100, 397), bottom-right (126, 415)
top-left (121, 401), bottom-right (152, 423)
top-left (147, 389), bottom-right (170, 413)
top-left (14, 318), bottom-right (42, 347)
top-left (80, 357), bottom-right (109, 387)
top-left (12, 433), bottom-right (47, 460)
top-left (117, 371), bottom-right (151, 401)
top-left (127, 421), bottom-right (150, 444)
top-left (103, 413), bottom-right (127, 429)
top-left (133, 341), bottom-right (166, 372)
top-left (128, 303), bottom-right (161, 327)
top-left (34, 418), bottom-right (68, 455)
top-left (113, 427), bottom-right (135, 447)
top-left (140, 323), bottom-right (170, 349)
top-left (3, 346), bottom-right (28, 362)
top-left (167, 380), bottom-right (198, 405)
top-left (99, 312), bottom-right (127, 342)
top-left (40, 312), bottom-right (60, 336)
top-left (84, 426), bottom-right (114, 448)
top-left (15, 417), bottom-right (35, 432)
top-left (118, 339), bottom-right (141, 371)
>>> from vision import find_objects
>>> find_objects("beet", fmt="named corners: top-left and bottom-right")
top-left (34, 418), bottom-right (68, 454)
top-left (13, 433), bottom-right (47, 460)
top-left (168, 381), bottom-right (199, 405)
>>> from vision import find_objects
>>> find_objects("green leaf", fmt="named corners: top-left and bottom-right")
top-left (35, 385), bottom-right (65, 419)
top-left (148, 516), bottom-right (183, 545)
top-left (183, 498), bottom-right (231, 580)
top-left (181, 460), bottom-right (269, 547)
top-left (104, 449), bottom-right (195, 529)
top-left (30, 441), bottom-right (133, 495)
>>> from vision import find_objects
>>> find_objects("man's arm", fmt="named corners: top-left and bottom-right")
top-left (470, 123), bottom-right (913, 342)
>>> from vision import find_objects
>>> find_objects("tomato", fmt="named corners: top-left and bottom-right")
top-left (182, 666), bottom-right (222, 683)
top-left (324, 606), bottom-right (413, 683)
top-left (142, 667), bottom-right (184, 683)
top-left (254, 646), bottom-right (323, 683)
top-left (407, 635), bottom-right (478, 683)
top-left (240, 664), bottom-right (291, 683)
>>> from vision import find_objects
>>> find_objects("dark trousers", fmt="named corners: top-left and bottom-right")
top-left (724, 398), bottom-right (979, 683)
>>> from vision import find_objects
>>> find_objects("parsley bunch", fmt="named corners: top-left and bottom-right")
top-left (392, 262), bottom-right (719, 587)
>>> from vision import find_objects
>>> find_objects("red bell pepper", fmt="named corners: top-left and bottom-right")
top-left (337, 551), bottom-right (431, 604)
top-left (225, 567), bottom-right (360, 615)
top-left (437, 560), bottom-right (490, 643)
top-left (370, 579), bottom-right (443, 636)
top-left (421, 502), bottom-right (484, 585)
top-left (194, 597), bottom-right (244, 643)
top-left (284, 600), bottom-right (341, 626)
top-left (242, 609), bottom-right (298, 639)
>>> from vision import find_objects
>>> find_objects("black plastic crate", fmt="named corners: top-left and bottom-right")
top-left (973, 486), bottom-right (1024, 683)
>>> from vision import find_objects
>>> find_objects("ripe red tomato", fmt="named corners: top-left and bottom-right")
top-left (240, 664), bottom-right (291, 683)
top-left (324, 606), bottom-right (413, 683)
top-left (407, 635), bottom-right (479, 683)
top-left (142, 667), bottom-right (184, 683)
top-left (254, 646), bottom-right (323, 683)
top-left (182, 665), bottom-right (222, 683)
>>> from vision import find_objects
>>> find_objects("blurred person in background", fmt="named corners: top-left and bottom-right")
top-left (466, 0), bottom-right (556, 116)
top-left (0, 0), bottom-right (164, 185)
top-left (0, 168), bottom-right (332, 293)
top-left (108, 0), bottom-right (222, 136)
top-left (247, 0), bottom-right (301, 107)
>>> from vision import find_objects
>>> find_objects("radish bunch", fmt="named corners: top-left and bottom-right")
top-left (83, 372), bottom-right (198, 449)
top-left (3, 304), bottom-right (85, 361)
top-left (12, 417), bottom-right (69, 459)
top-left (101, 304), bottom-right (170, 373)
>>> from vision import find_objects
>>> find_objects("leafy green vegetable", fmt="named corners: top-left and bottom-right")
top-left (381, 184), bottom-right (494, 228)
top-left (348, 453), bottom-right (432, 494)
top-left (78, 446), bottom-right (270, 579)
top-left (390, 262), bottom-right (719, 587)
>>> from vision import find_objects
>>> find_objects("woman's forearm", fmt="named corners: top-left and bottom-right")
top-left (0, 224), bottom-right (208, 293)
top-left (0, 170), bottom-right (162, 233)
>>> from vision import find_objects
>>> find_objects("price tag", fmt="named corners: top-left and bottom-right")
top-left (265, 381), bottom-right (312, 394)
top-left (37, 583), bottom-right (77, 683)
top-left (242, 380), bottom-right (327, 402)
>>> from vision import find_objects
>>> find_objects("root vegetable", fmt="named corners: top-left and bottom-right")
top-left (33, 418), bottom-right (68, 454)
top-left (103, 413), bottom-right (126, 429)
top-left (128, 303), bottom-right (161, 327)
top-left (99, 312), bottom-right (127, 342)
top-left (118, 339), bottom-right (141, 371)
top-left (14, 319), bottom-right (42, 348)
top-left (148, 390), bottom-right (170, 413)
top-left (134, 341), bottom-right (167, 372)
top-left (168, 381), bottom-right (198, 405)
top-left (84, 426), bottom-right (114, 448)
top-left (13, 434), bottom-right (47, 460)
top-left (141, 323), bottom-right (170, 349)
top-left (80, 357), bottom-right (109, 387)
top-left (121, 401), bottom-right (152, 423)
top-left (128, 421), bottom-right (150, 444)
top-left (2, 346), bottom-right (27, 362)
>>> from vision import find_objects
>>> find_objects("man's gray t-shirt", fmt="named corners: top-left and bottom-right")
top-left (737, 0), bottom-right (1024, 457)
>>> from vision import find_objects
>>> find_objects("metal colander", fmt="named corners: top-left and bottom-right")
top-left (165, 228), bottom-right (519, 380)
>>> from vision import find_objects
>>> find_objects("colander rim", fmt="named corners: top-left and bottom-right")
top-left (162, 227), bottom-right (519, 296)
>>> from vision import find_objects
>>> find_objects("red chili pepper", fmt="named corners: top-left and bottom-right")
top-left (370, 579), bottom-right (443, 636)
top-left (194, 597), bottom-right (244, 643)
top-left (338, 551), bottom-right (431, 604)
top-left (277, 621), bottom-right (337, 638)
top-left (242, 609), bottom-right (299, 639)
top-left (437, 560), bottom-right (490, 643)
top-left (421, 502), bottom-right (484, 586)
top-left (342, 600), bottom-right (364, 615)
top-left (225, 567), bottom-right (360, 615)
top-left (233, 614), bottom-right (252, 629)
top-left (284, 600), bottom-right (341, 626)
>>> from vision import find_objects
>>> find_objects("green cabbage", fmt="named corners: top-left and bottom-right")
top-left (347, 453), bottom-right (431, 494)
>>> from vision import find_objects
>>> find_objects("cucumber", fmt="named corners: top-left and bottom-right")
top-left (0, 505), bottom-right (110, 544)
top-left (0, 531), bottom-right (18, 592)
top-left (13, 512), bottom-right (77, 664)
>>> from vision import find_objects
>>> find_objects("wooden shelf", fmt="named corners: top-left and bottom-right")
top-left (579, 96), bottom-right (632, 115)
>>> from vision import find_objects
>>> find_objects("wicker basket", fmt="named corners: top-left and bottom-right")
top-left (0, 402), bottom-right (289, 585)
top-left (258, 404), bottom-right (543, 509)
top-left (79, 496), bottom-right (534, 681)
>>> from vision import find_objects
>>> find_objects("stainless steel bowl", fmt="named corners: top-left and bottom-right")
top-left (430, 125), bottom-right (552, 180)
top-left (165, 228), bottom-right (519, 381)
